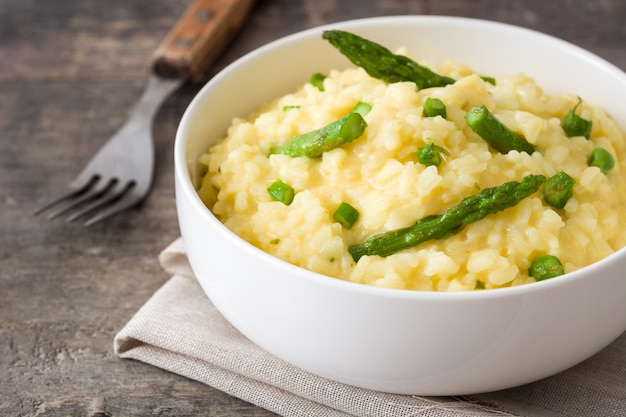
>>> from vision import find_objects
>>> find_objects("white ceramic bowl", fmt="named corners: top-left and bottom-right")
top-left (174, 16), bottom-right (626, 395)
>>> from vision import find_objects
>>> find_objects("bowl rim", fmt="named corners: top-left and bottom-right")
top-left (175, 14), bottom-right (626, 301)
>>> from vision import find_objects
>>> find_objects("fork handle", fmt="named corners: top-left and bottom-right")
top-left (151, 0), bottom-right (256, 82)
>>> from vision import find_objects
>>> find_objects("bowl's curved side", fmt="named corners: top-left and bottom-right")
top-left (176, 171), bottom-right (626, 395)
top-left (175, 16), bottom-right (626, 395)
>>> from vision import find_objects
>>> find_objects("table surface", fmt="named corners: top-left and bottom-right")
top-left (2, 0), bottom-right (626, 415)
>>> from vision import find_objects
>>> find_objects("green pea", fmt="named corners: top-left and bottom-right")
top-left (529, 255), bottom-right (565, 281)
top-left (542, 171), bottom-right (575, 209)
top-left (588, 147), bottom-right (615, 174)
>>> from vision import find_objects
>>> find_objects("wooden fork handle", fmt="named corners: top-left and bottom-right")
top-left (151, 0), bottom-right (256, 82)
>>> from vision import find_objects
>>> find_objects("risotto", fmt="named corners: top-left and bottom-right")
top-left (197, 42), bottom-right (626, 291)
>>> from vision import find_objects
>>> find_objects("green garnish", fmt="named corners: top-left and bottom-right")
top-left (423, 97), bottom-right (447, 119)
top-left (310, 72), bottom-right (327, 91)
top-left (528, 255), bottom-right (565, 281)
top-left (417, 142), bottom-right (448, 167)
top-left (267, 180), bottom-right (295, 205)
top-left (333, 202), bottom-right (360, 229)
top-left (321, 30), bottom-right (455, 90)
top-left (348, 174), bottom-right (546, 261)
top-left (270, 112), bottom-right (367, 158)
top-left (480, 75), bottom-right (496, 85)
top-left (588, 147), bottom-right (615, 174)
top-left (351, 101), bottom-right (372, 117)
top-left (562, 97), bottom-right (592, 139)
top-left (542, 171), bottom-right (575, 209)
top-left (465, 104), bottom-right (535, 154)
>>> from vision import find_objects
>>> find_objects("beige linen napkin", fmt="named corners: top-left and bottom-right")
top-left (114, 238), bottom-right (626, 417)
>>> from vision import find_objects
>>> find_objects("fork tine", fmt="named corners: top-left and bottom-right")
top-left (82, 186), bottom-right (146, 227)
top-left (65, 181), bottom-right (133, 224)
top-left (32, 176), bottom-right (96, 215)
top-left (45, 177), bottom-right (114, 220)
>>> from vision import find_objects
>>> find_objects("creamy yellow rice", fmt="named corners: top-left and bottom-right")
top-left (198, 57), bottom-right (626, 291)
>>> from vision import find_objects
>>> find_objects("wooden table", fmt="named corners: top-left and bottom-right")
top-left (2, 1), bottom-right (625, 415)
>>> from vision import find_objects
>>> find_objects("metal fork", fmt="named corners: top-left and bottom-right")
top-left (33, 76), bottom-right (181, 226)
top-left (33, 0), bottom-right (256, 226)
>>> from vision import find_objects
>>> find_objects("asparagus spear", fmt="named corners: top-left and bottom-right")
top-left (465, 105), bottom-right (535, 154)
top-left (348, 174), bottom-right (546, 261)
top-left (270, 112), bottom-right (367, 158)
top-left (322, 30), bottom-right (455, 90)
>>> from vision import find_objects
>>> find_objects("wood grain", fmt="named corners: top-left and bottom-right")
top-left (152, 0), bottom-right (257, 80)
top-left (1, 0), bottom-right (625, 416)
